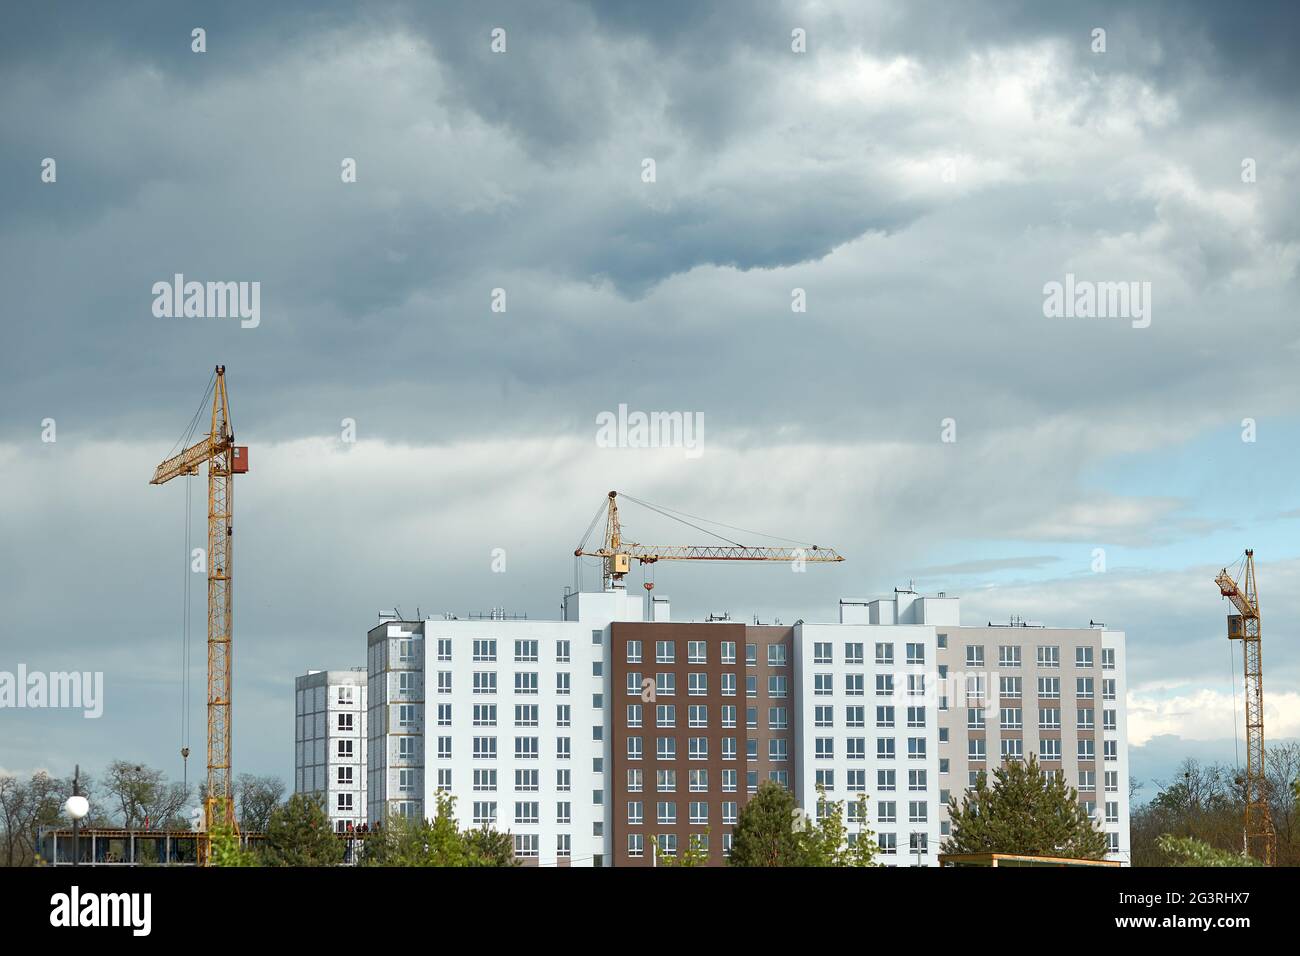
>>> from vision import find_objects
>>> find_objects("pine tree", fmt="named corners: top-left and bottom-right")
top-left (262, 793), bottom-right (345, 866)
top-left (943, 755), bottom-right (1109, 859)
top-left (728, 781), bottom-right (803, 866)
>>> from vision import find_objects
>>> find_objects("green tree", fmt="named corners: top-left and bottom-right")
top-left (462, 823), bottom-right (518, 867)
top-left (727, 782), bottom-right (880, 867)
top-left (728, 781), bottom-right (803, 866)
top-left (1154, 834), bottom-right (1260, 867)
top-left (652, 828), bottom-right (710, 866)
top-left (944, 756), bottom-right (1108, 860)
top-left (800, 787), bottom-right (880, 867)
top-left (262, 793), bottom-right (344, 866)
top-left (209, 798), bottom-right (259, 867)
top-left (364, 792), bottom-right (517, 867)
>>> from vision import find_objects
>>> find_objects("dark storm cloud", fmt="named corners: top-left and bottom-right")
top-left (3, 1), bottom-right (1300, 782)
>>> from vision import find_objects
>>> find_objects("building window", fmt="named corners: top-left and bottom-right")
top-left (1101, 647), bottom-right (1116, 670)
top-left (767, 644), bottom-right (787, 666)
top-left (656, 641), bottom-right (675, 664)
top-left (473, 802), bottom-right (497, 826)
top-left (906, 643), bottom-right (925, 665)
top-left (472, 736), bottom-right (497, 760)
top-left (688, 673), bottom-right (708, 697)
top-left (437, 639), bottom-right (452, 662)
top-left (514, 640), bottom-right (538, 663)
top-left (1076, 646), bottom-right (1094, 668)
top-left (966, 645), bottom-right (984, 667)
top-left (627, 834), bottom-right (644, 858)
top-left (513, 834), bottom-right (539, 859)
top-left (515, 736), bottom-right (539, 759)
top-left (473, 769), bottom-right (496, 792)
top-left (436, 672), bottom-right (452, 694)
top-left (688, 641), bottom-right (707, 664)
top-left (473, 639), bottom-right (496, 662)
top-left (998, 645), bottom-right (1021, 668)
top-left (1037, 645), bottom-right (1060, 668)
top-left (473, 671), bottom-right (497, 695)
top-left (721, 641), bottom-right (736, 664)
top-left (813, 642), bottom-right (832, 664)
top-left (514, 672), bottom-right (539, 695)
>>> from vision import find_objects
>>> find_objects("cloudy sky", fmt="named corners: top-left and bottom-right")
top-left (2, 1), bottom-right (1298, 800)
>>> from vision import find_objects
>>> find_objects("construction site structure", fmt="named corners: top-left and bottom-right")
top-left (150, 365), bottom-right (248, 863)
top-left (1215, 549), bottom-right (1276, 865)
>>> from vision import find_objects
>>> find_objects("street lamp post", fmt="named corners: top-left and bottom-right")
top-left (64, 765), bottom-right (89, 867)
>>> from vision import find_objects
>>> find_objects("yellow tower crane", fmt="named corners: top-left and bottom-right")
top-left (150, 365), bottom-right (248, 863)
top-left (1215, 549), bottom-right (1275, 865)
top-left (575, 490), bottom-right (845, 589)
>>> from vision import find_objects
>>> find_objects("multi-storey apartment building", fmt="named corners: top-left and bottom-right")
top-left (341, 584), bottom-right (1130, 866)
top-left (366, 588), bottom-right (652, 866)
top-left (294, 668), bottom-right (368, 832)
top-left (842, 589), bottom-right (1130, 862)
top-left (607, 622), bottom-right (796, 865)
top-left (792, 620), bottom-right (942, 865)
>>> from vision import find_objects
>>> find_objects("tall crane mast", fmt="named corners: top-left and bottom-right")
top-left (1215, 549), bottom-right (1275, 865)
top-left (150, 366), bottom-right (248, 862)
top-left (575, 490), bottom-right (844, 589)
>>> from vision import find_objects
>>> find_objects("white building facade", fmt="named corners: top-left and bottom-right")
top-left (792, 620), bottom-right (943, 865)
top-left (294, 668), bottom-right (368, 832)
top-left (366, 589), bottom-right (651, 866)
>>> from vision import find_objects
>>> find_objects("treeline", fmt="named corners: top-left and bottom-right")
top-left (1131, 742), bottom-right (1300, 866)
top-left (0, 761), bottom-right (285, 866)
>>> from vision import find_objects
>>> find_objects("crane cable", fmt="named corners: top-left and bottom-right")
top-left (1229, 624), bottom-right (1241, 773)
top-left (181, 472), bottom-right (194, 784)
top-left (619, 492), bottom-right (821, 548)
top-left (172, 372), bottom-right (212, 792)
